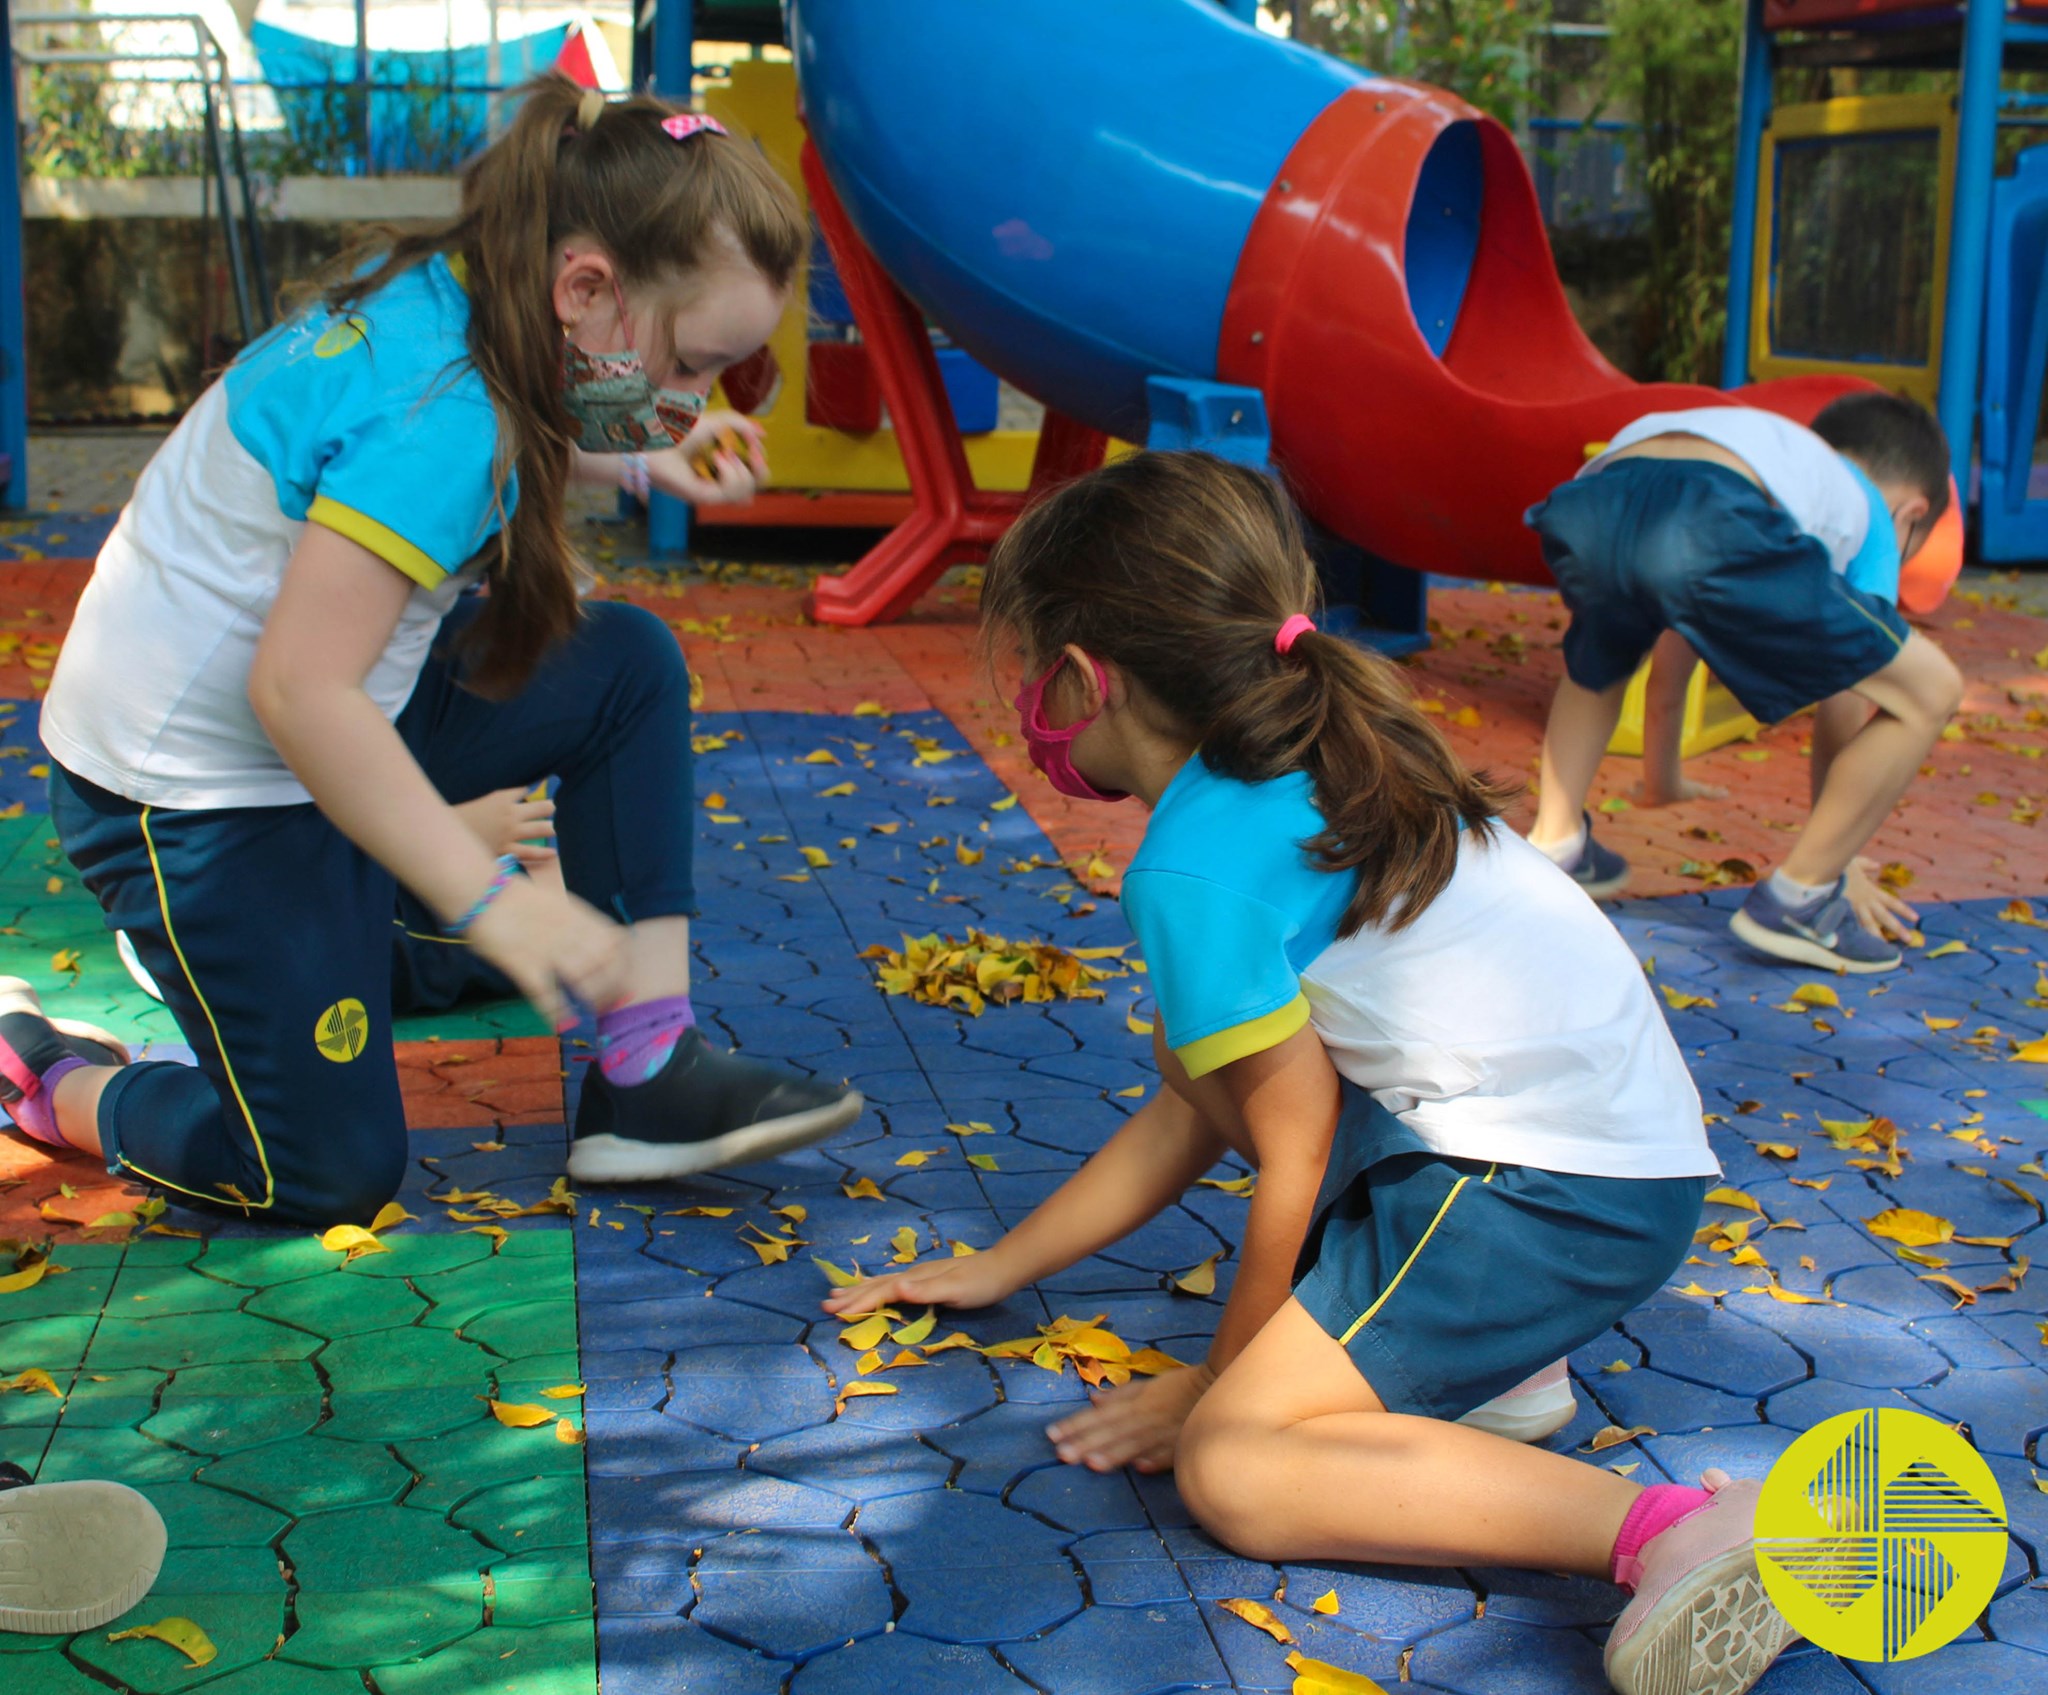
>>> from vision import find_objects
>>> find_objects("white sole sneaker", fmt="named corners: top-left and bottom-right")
top-left (1727, 909), bottom-right (1898, 975)
top-left (0, 1480), bottom-right (168, 1634)
top-left (1603, 1542), bottom-right (1795, 1695)
top-left (1458, 1362), bottom-right (1578, 1444)
top-left (0, 976), bottom-right (131, 1068)
top-left (115, 931), bottom-right (165, 1004)
top-left (567, 1090), bottom-right (866, 1184)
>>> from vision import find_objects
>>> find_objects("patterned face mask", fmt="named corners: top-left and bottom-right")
top-left (558, 274), bottom-right (710, 454)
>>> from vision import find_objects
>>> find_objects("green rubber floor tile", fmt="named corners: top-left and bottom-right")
top-left (183, 1660), bottom-right (371, 1695)
top-left (451, 1476), bottom-right (588, 1556)
top-left (0, 1653), bottom-right (123, 1691)
top-left (0, 1625), bottom-right (65, 1654)
top-left (134, 1481), bottom-right (289, 1549)
top-left (396, 1418), bottom-right (586, 1516)
top-left (153, 1545), bottom-right (286, 1597)
top-left (0, 1396), bottom-right (62, 1438)
top-left (338, 1234), bottom-right (496, 1280)
top-left (72, 1592), bottom-right (286, 1692)
top-left (487, 1552), bottom-right (594, 1630)
top-left (109, 1264), bottom-right (254, 1319)
top-left (459, 1299), bottom-right (579, 1362)
top-left (492, 1356), bottom-right (583, 1400)
top-left (320, 1387), bottom-right (488, 1445)
top-left (37, 1424), bottom-right (198, 1485)
top-left (412, 1254), bottom-right (564, 1332)
top-left (0, 1313), bottom-right (97, 1374)
top-left (197, 1435), bottom-right (413, 1518)
top-left (119, 1236), bottom-right (206, 1269)
top-left (286, 1503), bottom-right (493, 1591)
top-left (317, 1323), bottom-right (495, 1393)
top-left (189, 1238), bottom-right (343, 1289)
top-left (392, 1002), bottom-right (550, 1045)
top-left (282, 1582), bottom-right (481, 1670)
top-left (371, 1619), bottom-right (595, 1695)
top-left (244, 1269), bottom-right (427, 1338)
top-left (59, 1367), bottom-right (165, 1429)
top-left (144, 1361), bottom-right (324, 1454)
top-left (84, 1309), bottom-right (320, 1373)
top-left (0, 1254), bottom-right (118, 1319)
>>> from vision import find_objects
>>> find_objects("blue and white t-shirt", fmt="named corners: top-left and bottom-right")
top-left (44, 254), bottom-right (510, 809)
top-left (1123, 756), bottom-right (1714, 1181)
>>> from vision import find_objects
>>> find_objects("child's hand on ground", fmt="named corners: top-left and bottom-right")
top-left (453, 786), bottom-right (556, 868)
top-left (1842, 855), bottom-right (1920, 941)
top-left (1046, 1363), bottom-right (1216, 1474)
top-left (1629, 774), bottom-right (1728, 808)
top-left (646, 412), bottom-right (769, 507)
top-left (465, 878), bottom-right (628, 1033)
top-left (821, 1250), bottom-right (1019, 1319)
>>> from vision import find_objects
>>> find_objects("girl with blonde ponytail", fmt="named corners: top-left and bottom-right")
top-left (18, 74), bottom-right (861, 1228)
top-left (827, 454), bottom-right (1793, 1695)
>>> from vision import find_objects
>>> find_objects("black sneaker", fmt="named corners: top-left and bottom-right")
top-left (567, 1026), bottom-right (864, 1183)
top-left (1552, 812), bottom-right (1630, 900)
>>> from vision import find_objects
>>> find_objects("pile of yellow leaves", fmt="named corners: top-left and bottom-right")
top-left (862, 930), bottom-right (1129, 1017)
top-left (981, 1314), bottom-right (1185, 1388)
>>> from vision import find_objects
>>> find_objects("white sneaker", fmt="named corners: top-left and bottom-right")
top-left (1458, 1359), bottom-right (1578, 1443)
top-left (115, 931), bottom-right (164, 1003)
top-left (0, 1477), bottom-right (167, 1633)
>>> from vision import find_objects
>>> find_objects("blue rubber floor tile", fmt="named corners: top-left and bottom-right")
top-left (585, 1467), bottom-right (848, 1542)
top-left (1466, 1567), bottom-right (1623, 1630)
top-left (582, 1409), bottom-right (740, 1478)
top-left (1071, 1531), bottom-right (1187, 1606)
top-left (1622, 1304), bottom-right (1807, 1397)
top-left (1589, 1365), bottom-right (1760, 1433)
top-left (1007, 1461), bottom-right (1153, 1536)
top-left (1001, 1599), bottom-right (1231, 1695)
top-left (747, 1420), bottom-right (954, 1503)
top-left (824, 1350), bottom-right (1001, 1434)
top-left (788, 1633), bottom-right (1038, 1695)
top-left (659, 1342), bottom-right (835, 1442)
top-left (1747, 1646), bottom-right (1886, 1692)
top-left (1274, 1563), bottom-right (1479, 1643)
top-left (863, 1490), bottom-right (1082, 1645)
top-left (587, 1539), bottom-right (695, 1617)
top-left (595, 1615), bottom-right (786, 1695)
top-left (1855, 1639), bottom-right (2048, 1694)
top-left (691, 1527), bottom-right (893, 1658)
top-left (1765, 1377), bottom-right (1916, 1432)
top-left (1904, 1367), bottom-right (2046, 1456)
top-left (1640, 1423), bottom-right (1799, 1483)
top-left (1406, 1615), bottom-right (1610, 1695)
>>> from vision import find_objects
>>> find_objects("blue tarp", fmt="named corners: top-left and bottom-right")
top-left (250, 22), bottom-right (569, 173)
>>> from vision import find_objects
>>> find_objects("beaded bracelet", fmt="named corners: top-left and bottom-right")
top-left (619, 452), bottom-right (652, 505)
top-left (449, 854), bottom-right (523, 938)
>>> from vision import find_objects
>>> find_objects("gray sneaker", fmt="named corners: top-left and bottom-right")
top-left (1729, 877), bottom-right (1901, 973)
top-left (0, 1470), bottom-right (167, 1633)
top-left (1552, 812), bottom-right (1630, 900)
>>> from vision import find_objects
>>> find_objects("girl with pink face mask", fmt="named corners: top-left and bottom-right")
top-left (6, 76), bottom-right (863, 1228)
top-left (828, 453), bottom-right (1800, 1695)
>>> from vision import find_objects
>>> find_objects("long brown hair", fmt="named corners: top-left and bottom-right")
top-left (981, 451), bottom-right (1514, 936)
top-left (321, 75), bottom-right (804, 695)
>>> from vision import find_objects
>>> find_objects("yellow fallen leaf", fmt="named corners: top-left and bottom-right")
top-left (855, 1348), bottom-right (884, 1376)
top-left (316, 1224), bottom-right (388, 1261)
top-left (1603, 1360), bottom-right (1632, 1373)
top-left (1895, 1246), bottom-right (1950, 1268)
top-left (1125, 1347), bottom-right (1187, 1375)
top-left (1451, 705), bottom-right (1482, 729)
top-left (487, 1400), bottom-right (555, 1428)
top-left (1660, 985), bottom-right (1717, 1011)
top-left (1116, 1084), bottom-right (1147, 1099)
top-left (813, 1258), bottom-right (859, 1287)
top-left (890, 1226), bottom-right (921, 1264)
top-left (965, 1153), bottom-right (999, 1171)
top-left (839, 1312), bottom-right (895, 1350)
top-left (853, 701), bottom-right (886, 717)
top-left (50, 948), bottom-right (80, 974)
top-left (1926, 941), bottom-right (1970, 959)
top-left (1173, 1253), bottom-right (1220, 1297)
top-left (2012, 1036), bottom-right (2048, 1064)
top-left (1789, 983), bottom-right (1840, 1009)
top-left (820, 782), bottom-right (857, 797)
top-left (1919, 1273), bottom-right (1979, 1308)
top-left (992, 794), bottom-right (1019, 811)
top-left (1310, 1589), bottom-right (1340, 1616)
top-left (894, 1149), bottom-right (943, 1167)
top-left (892, 1308), bottom-right (938, 1346)
top-left (368, 1201), bottom-right (414, 1234)
top-left (801, 749), bottom-right (841, 765)
top-left (1285, 1649), bottom-right (1391, 1695)
top-left (1583, 1424), bottom-right (1656, 1452)
top-left (1789, 1176), bottom-right (1833, 1191)
top-left (1866, 1208), bottom-right (1954, 1248)
top-left (44, 876), bottom-right (62, 895)
top-left (1218, 1597), bottom-right (1294, 1644)
top-left (1923, 1014), bottom-right (1962, 1031)
top-left (1703, 1186), bottom-right (1762, 1215)
top-left (105, 1618), bottom-right (217, 1668)
top-left (1727, 1245), bottom-right (1770, 1268)
top-left (1127, 1011), bottom-right (1156, 1036)
top-left (947, 1120), bottom-right (997, 1135)
top-left (800, 846), bottom-right (833, 869)
top-left (554, 1417), bottom-right (585, 1445)
top-left (1754, 1144), bottom-right (1799, 1160)
top-left (955, 840), bottom-right (985, 866)
top-left (0, 1368), bottom-right (62, 1398)
top-left (842, 1178), bottom-right (886, 1201)
top-left (774, 1204), bottom-right (809, 1225)
top-left (950, 1240), bottom-right (978, 1257)
top-left (1744, 1281), bottom-right (1834, 1305)
top-left (539, 1384), bottom-right (585, 1400)
top-left (835, 1379), bottom-right (898, 1414)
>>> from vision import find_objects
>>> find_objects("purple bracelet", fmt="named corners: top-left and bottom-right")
top-left (620, 452), bottom-right (652, 505)
top-left (449, 854), bottom-right (523, 937)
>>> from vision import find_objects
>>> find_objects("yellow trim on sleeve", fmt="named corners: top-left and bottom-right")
top-left (1173, 993), bottom-right (1312, 1081)
top-left (131, 806), bottom-right (276, 1211)
top-left (307, 495), bottom-right (449, 590)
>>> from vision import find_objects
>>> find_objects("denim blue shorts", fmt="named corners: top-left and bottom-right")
top-left (1526, 458), bottom-right (1911, 726)
top-left (1293, 1086), bottom-right (1708, 1421)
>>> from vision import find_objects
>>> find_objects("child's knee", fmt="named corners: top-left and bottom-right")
top-left (1177, 1404), bottom-right (1269, 1557)
top-left (276, 1127), bottom-right (408, 1229)
top-left (590, 601), bottom-right (691, 703)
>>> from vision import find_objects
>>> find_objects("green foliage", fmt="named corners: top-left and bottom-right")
top-left (1311, 1), bottom-right (1552, 128)
top-left (1604, 0), bottom-right (1741, 383)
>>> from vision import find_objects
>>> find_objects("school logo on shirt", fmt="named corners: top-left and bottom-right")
top-left (314, 998), bottom-right (370, 1063)
top-left (1755, 1407), bottom-right (2005, 1661)
top-left (313, 315), bottom-right (370, 359)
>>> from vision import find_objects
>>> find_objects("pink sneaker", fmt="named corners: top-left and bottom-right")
top-left (1604, 1470), bottom-right (1797, 1695)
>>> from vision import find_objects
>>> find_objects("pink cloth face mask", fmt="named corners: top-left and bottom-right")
top-left (1014, 653), bottom-right (1129, 803)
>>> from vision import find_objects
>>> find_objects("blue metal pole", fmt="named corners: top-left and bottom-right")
top-left (1940, 0), bottom-right (2004, 491)
top-left (1721, 0), bottom-right (1772, 390)
top-left (643, 0), bottom-right (692, 559)
top-left (0, 0), bottom-right (29, 509)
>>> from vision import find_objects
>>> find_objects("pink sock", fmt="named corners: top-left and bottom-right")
top-left (4, 1055), bottom-right (89, 1148)
top-left (596, 995), bottom-right (695, 1086)
top-left (1610, 1483), bottom-right (1717, 1590)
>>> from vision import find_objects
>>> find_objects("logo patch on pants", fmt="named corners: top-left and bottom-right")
top-left (315, 998), bottom-right (369, 1063)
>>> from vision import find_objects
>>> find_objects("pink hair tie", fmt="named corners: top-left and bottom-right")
top-left (1274, 614), bottom-right (1315, 655)
top-left (662, 113), bottom-right (728, 141)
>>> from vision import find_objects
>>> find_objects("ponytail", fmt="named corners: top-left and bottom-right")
top-left (981, 452), bottom-right (1515, 935)
top-left (318, 74), bottom-right (804, 696)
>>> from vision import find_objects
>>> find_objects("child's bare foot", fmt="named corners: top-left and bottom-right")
top-left (1630, 776), bottom-right (1727, 808)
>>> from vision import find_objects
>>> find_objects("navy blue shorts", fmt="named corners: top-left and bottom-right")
top-left (1526, 458), bottom-right (1911, 726)
top-left (1293, 1087), bottom-right (1707, 1421)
